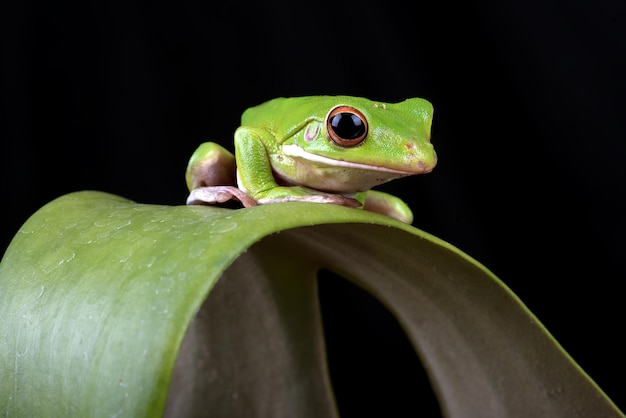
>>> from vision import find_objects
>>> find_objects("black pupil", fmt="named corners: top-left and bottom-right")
top-left (330, 113), bottom-right (366, 140)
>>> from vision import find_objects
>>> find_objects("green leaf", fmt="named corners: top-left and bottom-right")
top-left (0, 191), bottom-right (623, 417)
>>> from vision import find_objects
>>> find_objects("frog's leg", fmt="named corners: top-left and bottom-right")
top-left (185, 142), bottom-right (257, 207)
top-left (186, 142), bottom-right (237, 189)
top-left (234, 127), bottom-right (360, 208)
top-left (358, 190), bottom-right (414, 224)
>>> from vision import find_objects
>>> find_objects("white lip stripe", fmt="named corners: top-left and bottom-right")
top-left (281, 144), bottom-right (414, 174)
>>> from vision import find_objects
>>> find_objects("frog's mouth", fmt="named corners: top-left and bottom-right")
top-left (281, 144), bottom-right (421, 175)
top-left (277, 144), bottom-right (428, 193)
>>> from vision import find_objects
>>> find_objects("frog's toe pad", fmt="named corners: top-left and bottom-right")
top-left (186, 186), bottom-right (258, 208)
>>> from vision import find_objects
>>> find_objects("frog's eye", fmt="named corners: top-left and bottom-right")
top-left (327, 106), bottom-right (368, 147)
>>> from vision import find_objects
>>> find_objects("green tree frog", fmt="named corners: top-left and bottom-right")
top-left (185, 96), bottom-right (436, 224)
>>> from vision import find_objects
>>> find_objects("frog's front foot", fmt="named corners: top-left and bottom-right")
top-left (186, 186), bottom-right (258, 208)
top-left (255, 186), bottom-right (361, 208)
top-left (187, 185), bottom-right (361, 210)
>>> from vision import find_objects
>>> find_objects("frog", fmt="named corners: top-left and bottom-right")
top-left (185, 95), bottom-right (437, 224)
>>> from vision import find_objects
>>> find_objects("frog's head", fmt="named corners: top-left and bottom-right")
top-left (242, 96), bottom-right (437, 193)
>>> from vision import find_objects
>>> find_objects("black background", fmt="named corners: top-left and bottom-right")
top-left (2, 0), bottom-right (625, 415)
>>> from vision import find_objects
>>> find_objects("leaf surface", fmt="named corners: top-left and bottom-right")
top-left (0, 191), bottom-right (622, 417)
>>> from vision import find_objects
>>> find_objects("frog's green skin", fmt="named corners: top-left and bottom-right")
top-left (185, 96), bottom-right (436, 224)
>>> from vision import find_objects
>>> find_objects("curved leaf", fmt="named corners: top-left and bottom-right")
top-left (0, 191), bottom-right (623, 417)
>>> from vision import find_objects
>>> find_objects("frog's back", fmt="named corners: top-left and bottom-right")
top-left (240, 96), bottom-right (327, 140)
top-left (241, 96), bottom-right (329, 125)
top-left (240, 95), bottom-right (432, 139)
